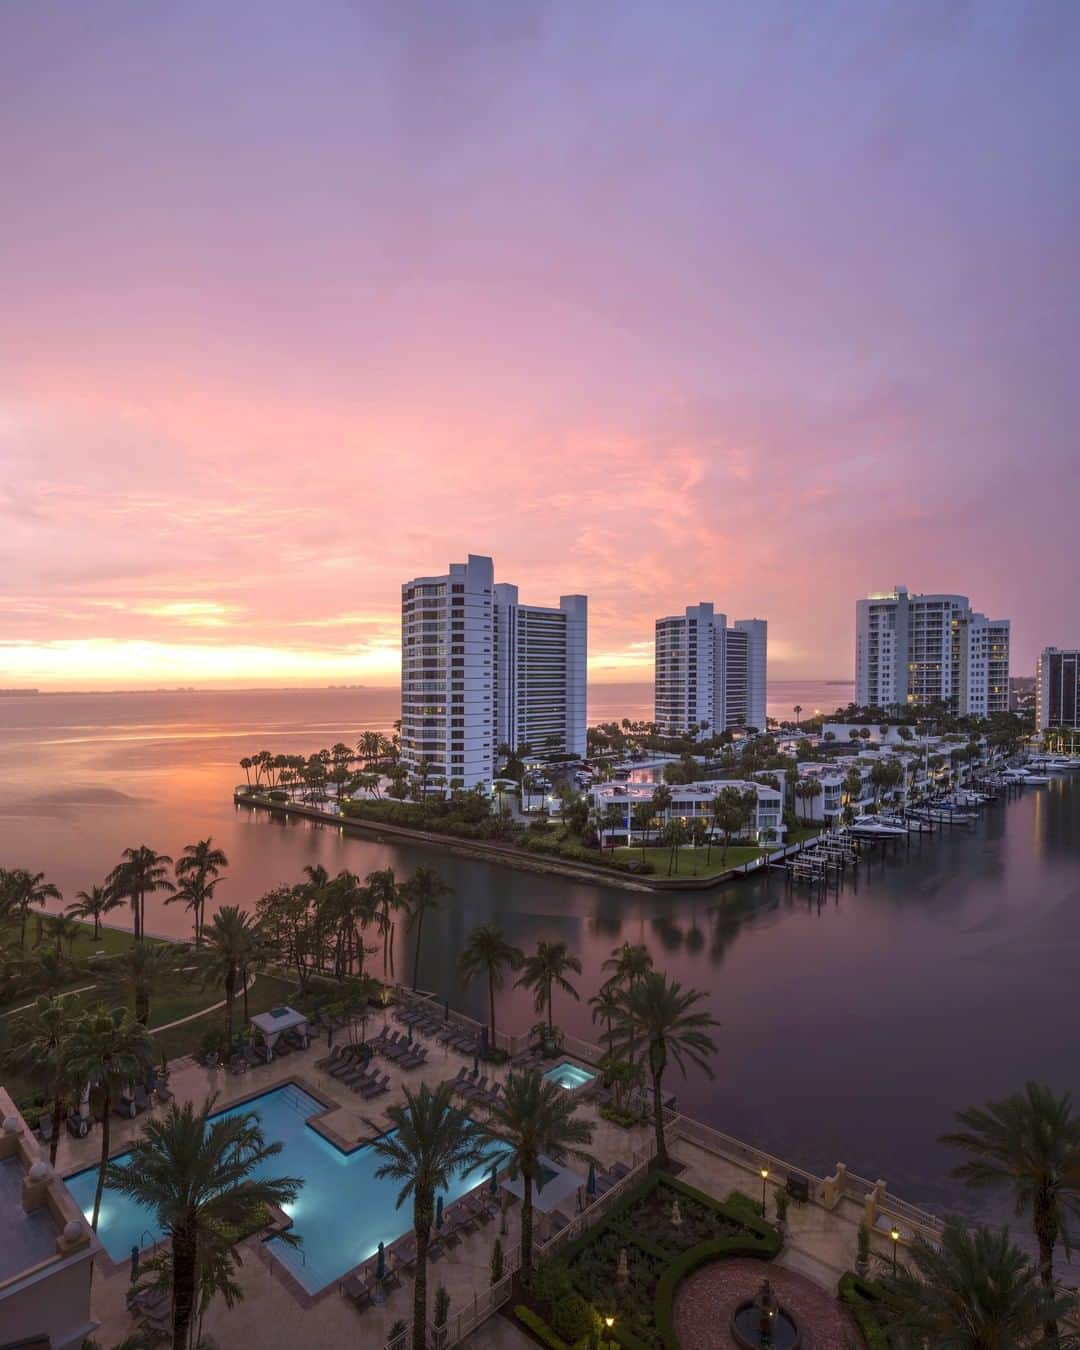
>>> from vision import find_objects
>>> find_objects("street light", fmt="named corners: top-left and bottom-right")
top-left (760, 1166), bottom-right (769, 1217)
top-left (890, 1225), bottom-right (900, 1275)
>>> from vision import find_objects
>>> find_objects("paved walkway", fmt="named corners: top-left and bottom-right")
top-left (673, 1257), bottom-right (860, 1349)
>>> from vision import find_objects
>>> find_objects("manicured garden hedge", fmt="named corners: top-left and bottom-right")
top-left (837, 1272), bottom-right (892, 1349)
top-left (530, 1172), bottom-right (782, 1350)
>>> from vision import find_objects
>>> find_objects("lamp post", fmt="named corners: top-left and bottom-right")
top-left (890, 1225), bottom-right (900, 1275)
top-left (760, 1166), bottom-right (769, 1218)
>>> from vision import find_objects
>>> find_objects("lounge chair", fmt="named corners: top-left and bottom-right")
top-left (315, 1046), bottom-right (344, 1070)
top-left (242, 1043), bottom-right (265, 1069)
top-left (154, 1076), bottom-right (174, 1102)
top-left (361, 1073), bottom-right (391, 1100)
top-left (461, 1075), bottom-right (489, 1102)
top-left (609, 1161), bottom-right (631, 1181)
top-left (398, 1048), bottom-right (427, 1070)
top-left (451, 1203), bottom-right (478, 1236)
top-left (341, 1272), bottom-right (372, 1310)
top-left (341, 1066), bottom-right (376, 1090)
top-left (442, 1066), bottom-right (468, 1092)
top-left (133, 1084), bottom-right (153, 1112)
top-left (390, 1236), bottom-right (417, 1275)
top-left (272, 1039), bottom-right (293, 1058)
top-left (38, 1114), bottom-right (54, 1144)
top-left (329, 1055), bottom-right (363, 1078)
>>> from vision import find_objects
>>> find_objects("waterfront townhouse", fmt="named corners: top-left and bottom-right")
top-left (588, 778), bottom-right (784, 845)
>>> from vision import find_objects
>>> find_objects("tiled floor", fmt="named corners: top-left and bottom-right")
top-left (673, 1257), bottom-right (860, 1349)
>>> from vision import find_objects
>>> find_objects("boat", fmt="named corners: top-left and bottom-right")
top-left (846, 818), bottom-right (908, 838)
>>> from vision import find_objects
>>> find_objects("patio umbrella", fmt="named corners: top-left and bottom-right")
top-left (435, 1195), bottom-right (444, 1230)
top-left (375, 1241), bottom-right (385, 1282)
top-left (489, 1164), bottom-right (498, 1197)
top-left (479, 1025), bottom-right (489, 1059)
top-left (586, 1162), bottom-right (597, 1199)
top-left (472, 1054), bottom-right (479, 1075)
top-left (406, 1025), bottom-right (413, 1045)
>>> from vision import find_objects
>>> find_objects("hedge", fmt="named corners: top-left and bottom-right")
top-left (548, 1171), bottom-right (781, 1350)
top-left (837, 1272), bottom-right (892, 1349)
top-left (654, 1232), bottom-right (781, 1350)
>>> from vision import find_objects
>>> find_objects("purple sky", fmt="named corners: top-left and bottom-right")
top-left (1, 1), bottom-right (1077, 688)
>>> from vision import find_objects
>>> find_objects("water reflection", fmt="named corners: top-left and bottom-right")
top-left (1, 691), bottom-right (1077, 1238)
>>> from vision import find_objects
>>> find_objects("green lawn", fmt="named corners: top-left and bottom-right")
top-left (152, 973), bottom-right (301, 1062)
top-left (0, 919), bottom-right (164, 1014)
top-left (613, 844), bottom-right (765, 879)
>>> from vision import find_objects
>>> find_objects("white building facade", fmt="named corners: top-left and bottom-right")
top-left (1036, 648), bottom-right (1080, 731)
top-left (654, 604), bottom-right (767, 736)
top-left (855, 586), bottom-right (1010, 715)
top-left (400, 555), bottom-right (586, 791)
top-left (589, 778), bottom-right (784, 844)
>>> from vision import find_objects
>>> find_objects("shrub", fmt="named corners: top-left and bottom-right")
top-left (514, 1306), bottom-right (570, 1350)
top-left (433, 1284), bottom-right (450, 1328)
top-left (552, 1294), bottom-right (594, 1343)
top-left (838, 1272), bottom-right (890, 1349)
top-left (490, 1237), bottom-right (504, 1285)
top-left (529, 1258), bottom-right (575, 1306)
top-left (773, 1187), bottom-right (788, 1224)
top-left (600, 1103), bottom-right (644, 1129)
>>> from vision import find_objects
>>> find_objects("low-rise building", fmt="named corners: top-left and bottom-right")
top-left (588, 779), bottom-right (784, 845)
top-left (0, 1087), bottom-right (101, 1349)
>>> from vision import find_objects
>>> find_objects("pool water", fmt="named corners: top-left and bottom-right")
top-left (542, 1061), bottom-right (596, 1091)
top-left (66, 1083), bottom-right (499, 1294)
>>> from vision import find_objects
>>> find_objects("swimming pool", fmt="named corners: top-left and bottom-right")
top-left (542, 1060), bottom-right (596, 1092)
top-left (65, 1083), bottom-right (499, 1295)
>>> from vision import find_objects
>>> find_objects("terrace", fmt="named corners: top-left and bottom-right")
top-left (42, 994), bottom-right (946, 1349)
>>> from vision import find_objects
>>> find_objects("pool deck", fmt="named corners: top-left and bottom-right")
top-left (45, 1011), bottom-right (918, 1349)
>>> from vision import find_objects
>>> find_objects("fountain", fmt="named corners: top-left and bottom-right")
top-left (730, 1278), bottom-right (800, 1349)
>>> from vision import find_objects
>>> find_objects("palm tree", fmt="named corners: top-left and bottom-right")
top-left (173, 839), bottom-right (229, 945)
top-left (200, 907), bottom-right (260, 1048)
top-left (940, 1081), bottom-right (1080, 1340)
top-left (588, 985), bottom-right (620, 1060)
top-left (401, 866), bottom-right (452, 992)
top-left (65, 1003), bottom-right (156, 1229)
top-left (366, 867), bottom-right (401, 987)
top-left (486, 1069), bottom-right (594, 1273)
top-left (1, 993), bottom-right (80, 1164)
top-left (3, 869), bottom-right (62, 948)
top-left (515, 940), bottom-right (582, 1035)
top-left (372, 1082), bottom-right (495, 1350)
top-left (793, 704), bottom-right (802, 728)
top-left (615, 972), bottom-right (719, 1169)
top-left (104, 1096), bottom-right (301, 1350)
top-left (457, 924), bottom-right (524, 1047)
top-left (93, 940), bottom-right (191, 1026)
top-left (43, 912), bottom-right (80, 955)
top-left (67, 883), bottom-right (124, 940)
top-left (877, 1220), bottom-right (1070, 1348)
top-left (602, 942), bottom-right (653, 990)
top-left (108, 845), bottom-right (175, 941)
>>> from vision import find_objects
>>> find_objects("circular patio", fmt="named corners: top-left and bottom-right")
top-left (673, 1257), bottom-right (860, 1349)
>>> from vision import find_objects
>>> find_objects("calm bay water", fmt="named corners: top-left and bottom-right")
top-left (2, 683), bottom-right (1075, 1240)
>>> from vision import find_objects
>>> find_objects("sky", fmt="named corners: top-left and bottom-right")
top-left (1, 1), bottom-right (1078, 691)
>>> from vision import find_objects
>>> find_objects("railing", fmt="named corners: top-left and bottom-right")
top-left (665, 1113), bottom-right (822, 1199)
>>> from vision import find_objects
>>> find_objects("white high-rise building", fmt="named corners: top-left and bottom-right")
top-left (654, 604), bottom-right (768, 736)
top-left (1036, 648), bottom-right (1080, 732)
top-left (400, 555), bottom-right (587, 791)
top-left (855, 586), bottom-right (1010, 714)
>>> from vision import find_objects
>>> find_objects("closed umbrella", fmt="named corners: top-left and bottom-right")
top-left (375, 1241), bottom-right (385, 1282)
top-left (489, 1163), bottom-right (498, 1197)
top-left (586, 1162), bottom-right (597, 1199)
top-left (472, 1054), bottom-right (479, 1075)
